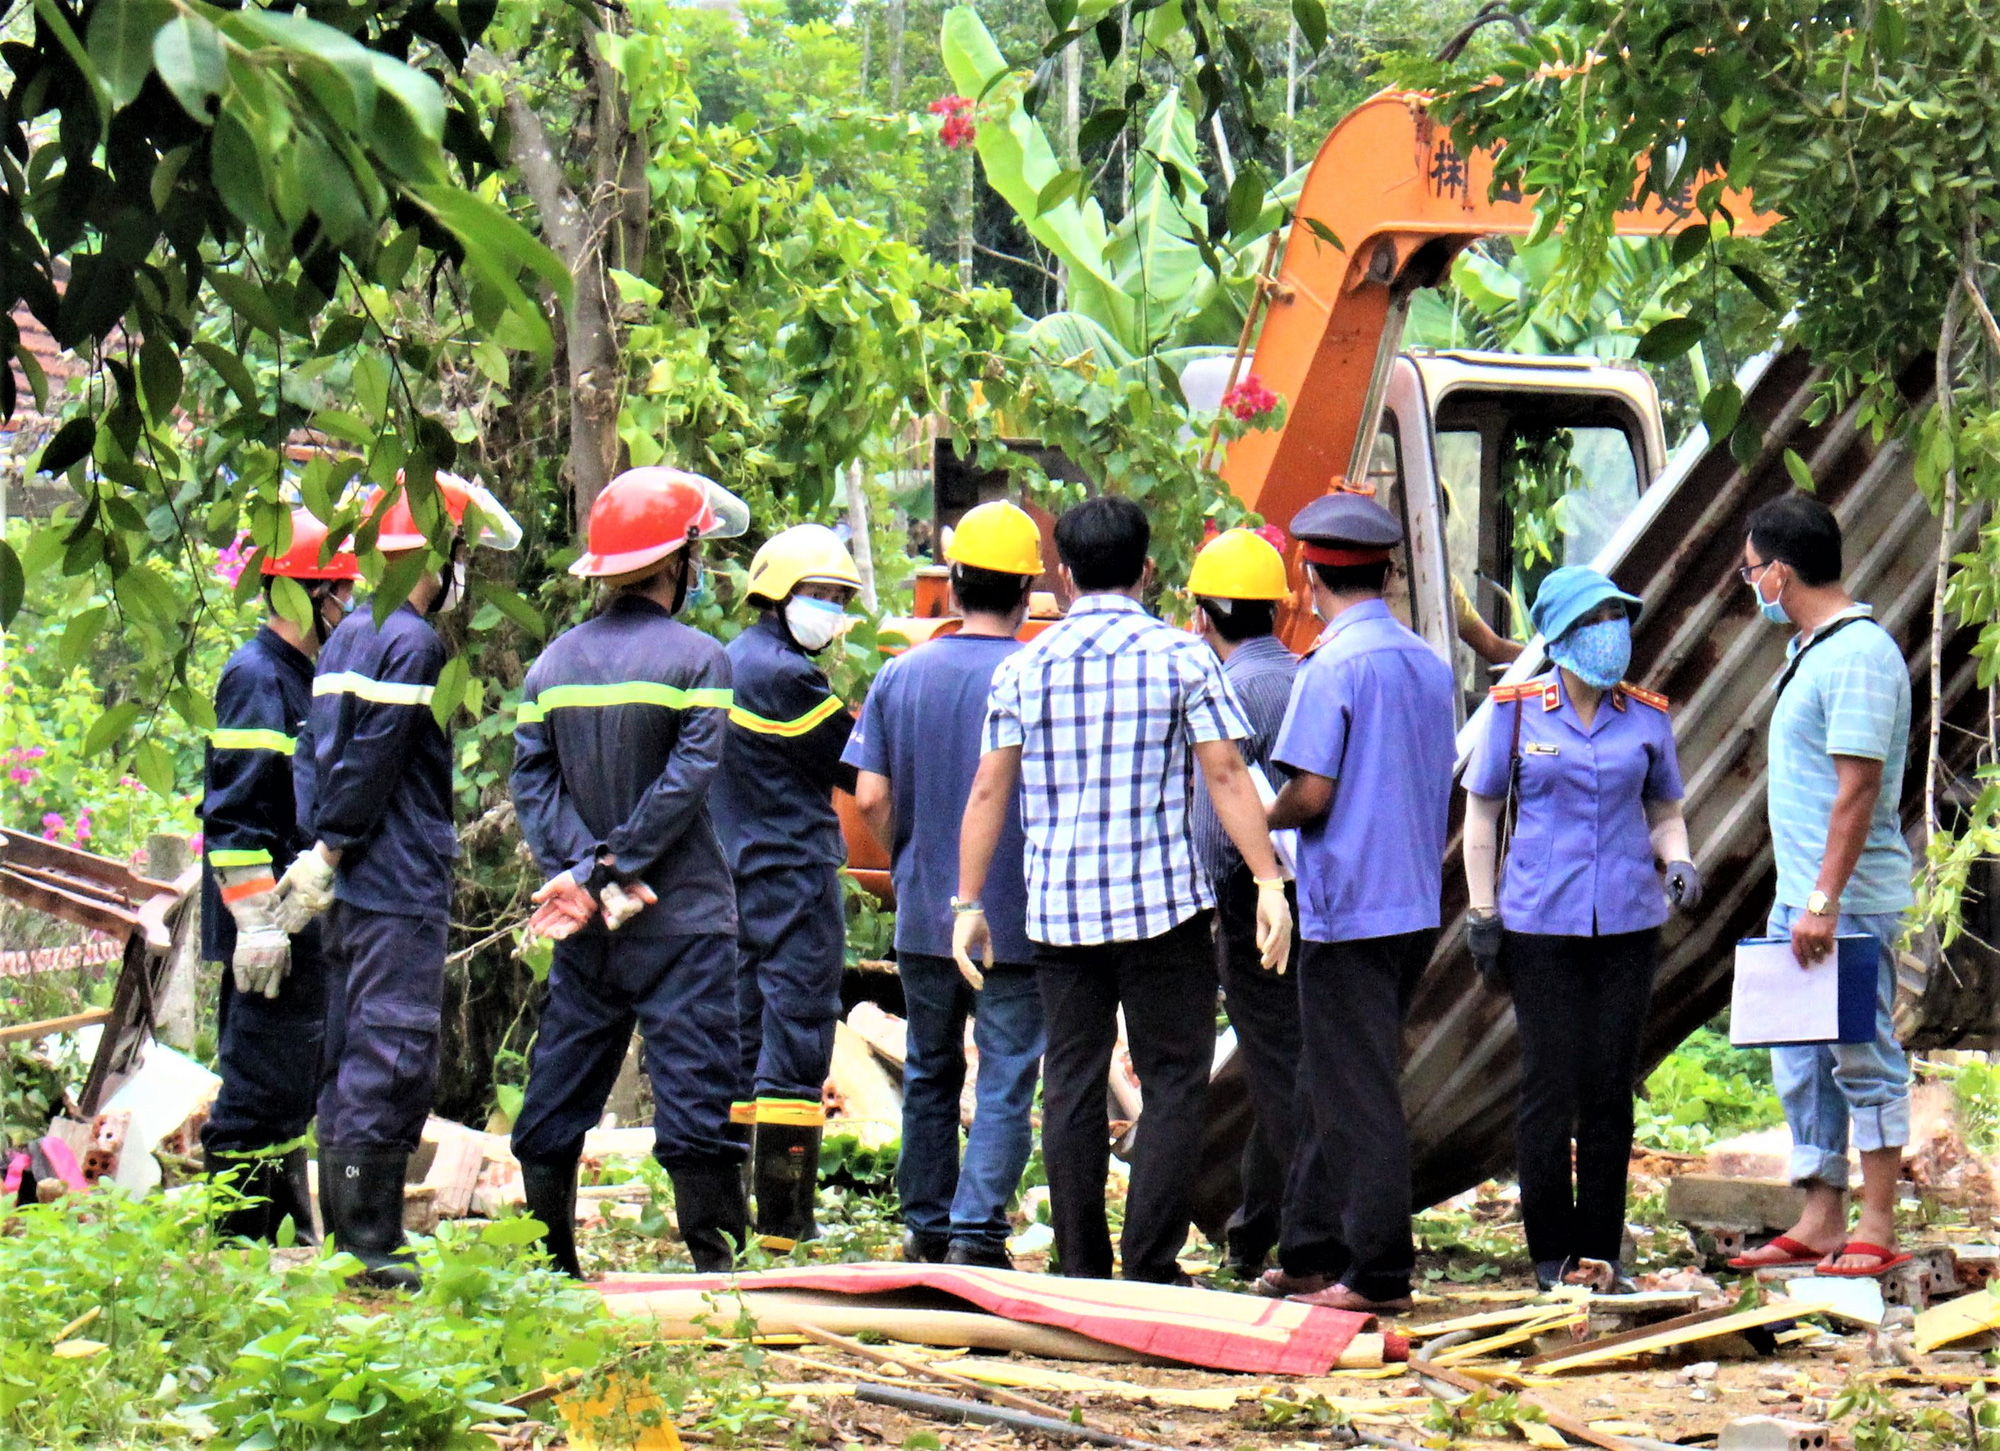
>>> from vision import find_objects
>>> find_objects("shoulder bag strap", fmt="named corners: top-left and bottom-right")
top-left (1494, 695), bottom-right (1526, 883)
top-left (1772, 615), bottom-right (1866, 703)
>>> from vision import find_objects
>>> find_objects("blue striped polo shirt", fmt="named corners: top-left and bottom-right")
top-left (1767, 604), bottom-right (1912, 913)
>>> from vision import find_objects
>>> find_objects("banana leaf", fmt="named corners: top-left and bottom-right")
top-left (941, 7), bottom-right (1135, 349)
top-left (1105, 86), bottom-right (1209, 352)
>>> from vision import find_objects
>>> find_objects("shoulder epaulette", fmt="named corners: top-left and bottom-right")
top-left (1620, 683), bottom-right (1670, 712)
top-left (1488, 672), bottom-right (1555, 704)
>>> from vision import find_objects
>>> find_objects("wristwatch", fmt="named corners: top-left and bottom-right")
top-left (1806, 890), bottom-right (1835, 918)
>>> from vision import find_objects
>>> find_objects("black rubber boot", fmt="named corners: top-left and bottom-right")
top-left (521, 1158), bottom-right (583, 1278)
top-left (944, 1239), bottom-right (1014, 1270)
top-left (267, 1147), bottom-right (320, 1247)
top-left (751, 1123), bottom-right (821, 1249)
top-left (670, 1161), bottom-right (748, 1273)
top-left (203, 1148), bottom-right (273, 1242)
top-left (321, 1147), bottom-right (422, 1291)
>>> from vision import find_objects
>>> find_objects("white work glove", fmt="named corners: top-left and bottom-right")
top-left (528, 870), bottom-right (596, 942)
top-left (599, 879), bottom-right (658, 932)
top-left (1253, 878), bottom-right (1293, 976)
top-left (270, 843), bottom-right (338, 934)
top-left (951, 903), bottom-right (991, 990)
top-left (222, 866), bottom-right (292, 999)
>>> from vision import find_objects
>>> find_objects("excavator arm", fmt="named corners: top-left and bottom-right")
top-left (1222, 91), bottom-right (1777, 533)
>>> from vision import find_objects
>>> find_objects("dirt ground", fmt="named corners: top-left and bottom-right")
top-left (624, 1272), bottom-right (1977, 1450)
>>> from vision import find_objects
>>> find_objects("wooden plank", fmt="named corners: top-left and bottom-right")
top-left (0, 1008), bottom-right (110, 1045)
top-left (1409, 1357), bottom-right (1641, 1451)
top-left (1431, 1310), bottom-right (1588, 1366)
top-left (1519, 1304), bottom-right (1736, 1369)
top-left (1528, 1301), bottom-right (1813, 1374)
top-left (1409, 1302), bottom-right (1581, 1340)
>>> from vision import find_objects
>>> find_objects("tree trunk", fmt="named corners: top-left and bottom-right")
top-left (474, 44), bottom-right (625, 534)
top-left (888, 0), bottom-right (906, 108)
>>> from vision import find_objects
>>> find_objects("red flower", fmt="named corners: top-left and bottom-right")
top-left (1221, 375), bottom-right (1280, 421)
top-left (930, 94), bottom-right (976, 149)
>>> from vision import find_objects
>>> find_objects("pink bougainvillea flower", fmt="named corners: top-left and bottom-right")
top-left (7, 768), bottom-right (32, 785)
top-left (40, 812), bottom-right (64, 841)
top-left (1221, 375), bottom-right (1280, 421)
top-left (214, 531), bottom-right (254, 589)
top-left (930, 94), bottom-right (976, 149)
top-left (1254, 523), bottom-right (1289, 554)
top-left (73, 812), bottom-right (92, 843)
top-left (189, 832), bottom-right (204, 854)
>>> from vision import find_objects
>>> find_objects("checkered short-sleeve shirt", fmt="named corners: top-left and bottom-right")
top-left (983, 593), bottom-right (1252, 947)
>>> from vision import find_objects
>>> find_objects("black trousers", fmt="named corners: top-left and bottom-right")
top-left (1213, 865), bottom-right (1311, 1269)
top-left (1505, 928), bottom-right (1659, 1267)
top-left (1035, 913), bottom-right (1216, 1283)
top-left (1295, 931), bottom-right (1434, 1301)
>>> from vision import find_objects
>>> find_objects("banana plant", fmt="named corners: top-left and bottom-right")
top-left (941, 6), bottom-right (1287, 367)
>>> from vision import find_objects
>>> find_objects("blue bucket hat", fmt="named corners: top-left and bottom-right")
top-left (1530, 565), bottom-right (1642, 644)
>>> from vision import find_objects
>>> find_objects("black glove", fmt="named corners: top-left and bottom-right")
top-left (1466, 910), bottom-right (1506, 992)
top-left (1665, 860), bottom-right (1703, 911)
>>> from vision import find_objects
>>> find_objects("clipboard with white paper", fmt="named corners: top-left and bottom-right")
top-left (1728, 934), bottom-right (1879, 1048)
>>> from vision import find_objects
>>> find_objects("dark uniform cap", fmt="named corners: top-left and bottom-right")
top-left (1290, 492), bottom-right (1403, 548)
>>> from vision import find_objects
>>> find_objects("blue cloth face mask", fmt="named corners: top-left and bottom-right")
top-left (1751, 567), bottom-right (1791, 625)
top-left (1549, 617), bottom-right (1631, 690)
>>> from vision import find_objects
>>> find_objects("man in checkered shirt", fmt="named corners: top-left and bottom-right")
top-left (954, 496), bottom-right (1293, 1284)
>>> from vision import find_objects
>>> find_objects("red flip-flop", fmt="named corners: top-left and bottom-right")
top-left (1726, 1235), bottom-right (1833, 1271)
top-left (1816, 1242), bottom-right (1913, 1278)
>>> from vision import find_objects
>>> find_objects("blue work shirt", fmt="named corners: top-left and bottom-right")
top-left (1272, 599), bottom-right (1456, 944)
top-left (1767, 604), bottom-right (1912, 914)
top-left (711, 613), bottom-right (856, 878)
top-left (842, 632), bottom-right (1033, 966)
top-left (297, 602), bottom-right (455, 920)
top-left (1190, 635), bottom-right (1299, 887)
top-left (512, 594), bottom-right (738, 939)
top-left (199, 624), bottom-right (314, 964)
top-left (1465, 672), bottom-right (1686, 936)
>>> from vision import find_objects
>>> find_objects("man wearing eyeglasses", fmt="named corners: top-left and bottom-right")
top-left (1727, 492), bottom-right (1913, 1281)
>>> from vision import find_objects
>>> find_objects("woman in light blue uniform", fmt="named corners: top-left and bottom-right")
top-left (1462, 566), bottom-right (1703, 1291)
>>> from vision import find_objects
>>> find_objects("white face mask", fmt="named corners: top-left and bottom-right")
top-left (435, 560), bottom-right (467, 614)
top-left (785, 595), bottom-right (846, 652)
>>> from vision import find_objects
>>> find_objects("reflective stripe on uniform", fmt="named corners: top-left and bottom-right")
top-left (517, 681), bottom-right (734, 724)
top-left (728, 695), bottom-right (844, 738)
top-left (209, 727), bottom-right (297, 754)
top-left (729, 1100), bottom-right (758, 1125)
top-left (209, 848), bottom-right (275, 868)
top-left (313, 671), bottom-right (435, 706)
top-left (753, 1096), bottom-right (826, 1127)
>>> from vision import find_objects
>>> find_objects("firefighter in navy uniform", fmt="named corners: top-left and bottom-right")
top-left (199, 509), bottom-right (361, 1244)
top-left (507, 466), bottom-right (753, 1276)
top-left (274, 473), bottom-right (522, 1289)
top-left (712, 524), bottom-right (862, 1247)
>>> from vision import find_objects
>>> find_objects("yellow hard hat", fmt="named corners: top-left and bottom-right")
top-left (946, 501), bottom-right (1043, 577)
top-left (746, 524), bottom-right (863, 603)
top-left (1187, 527), bottom-right (1289, 601)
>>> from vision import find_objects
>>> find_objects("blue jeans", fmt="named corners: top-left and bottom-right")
top-left (897, 954), bottom-right (1045, 1250)
top-left (1767, 903), bottom-right (1911, 1188)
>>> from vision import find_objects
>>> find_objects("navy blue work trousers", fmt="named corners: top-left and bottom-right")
top-left (734, 864), bottom-right (845, 1108)
top-left (1294, 931), bottom-right (1435, 1302)
top-left (316, 901), bottom-right (449, 1153)
top-left (512, 930), bottom-right (743, 1169)
top-left (201, 921), bottom-right (327, 1156)
top-left (897, 953), bottom-right (1045, 1252)
top-left (1211, 866), bottom-right (1340, 1272)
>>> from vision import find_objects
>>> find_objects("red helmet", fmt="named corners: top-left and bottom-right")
top-left (571, 467), bottom-right (749, 579)
top-left (263, 508), bottom-right (361, 581)
top-left (372, 471), bottom-right (523, 554)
